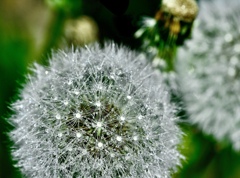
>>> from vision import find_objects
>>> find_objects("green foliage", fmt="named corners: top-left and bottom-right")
top-left (46, 0), bottom-right (82, 16)
top-left (0, 21), bottom-right (31, 178)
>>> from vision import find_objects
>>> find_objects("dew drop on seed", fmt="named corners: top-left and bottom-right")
top-left (95, 101), bottom-right (101, 107)
top-left (56, 114), bottom-right (61, 120)
top-left (98, 142), bottom-right (103, 148)
top-left (63, 100), bottom-right (69, 105)
top-left (67, 147), bottom-right (73, 151)
top-left (76, 132), bottom-right (82, 138)
top-left (116, 136), bottom-right (122, 142)
top-left (110, 75), bottom-right (115, 79)
top-left (97, 84), bottom-right (103, 90)
top-left (58, 132), bottom-right (63, 137)
top-left (120, 116), bottom-right (125, 121)
top-left (133, 136), bottom-right (138, 141)
top-left (138, 115), bottom-right (143, 120)
top-left (82, 149), bottom-right (87, 155)
top-left (96, 122), bottom-right (102, 128)
top-left (74, 90), bottom-right (80, 95)
top-left (75, 113), bottom-right (81, 119)
top-left (18, 105), bottom-right (23, 109)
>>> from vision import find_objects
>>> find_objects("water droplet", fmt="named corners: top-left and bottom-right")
top-left (133, 136), bottom-right (138, 141)
top-left (95, 101), bottom-right (101, 107)
top-left (82, 149), bottom-right (87, 155)
top-left (58, 132), bottom-right (63, 137)
top-left (97, 84), bottom-right (103, 90)
top-left (63, 100), bottom-right (69, 105)
top-left (67, 147), bottom-right (73, 151)
top-left (97, 142), bottom-right (103, 148)
top-left (125, 155), bottom-right (130, 160)
top-left (75, 113), bottom-right (81, 119)
top-left (56, 114), bottom-right (61, 120)
top-left (16, 104), bottom-right (23, 110)
top-left (45, 71), bottom-right (49, 75)
top-left (120, 116), bottom-right (125, 121)
top-left (127, 95), bottom-right (132, 100)
top-left (76, 132), bottom-right (82, 138)
top-left (138, 115), bottom-right (143, 120)
top-left (96, 122), bottom-right (102, 128)
top-left (110, 75), bottom-right (115, 79)
top-left (74, 90), bottom-right (79, 95)
top-left (116, 136), bottom-right (122, 142)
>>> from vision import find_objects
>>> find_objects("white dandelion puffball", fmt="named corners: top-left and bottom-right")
top-left (177, 0), bottom-right (240, 150)
top-left (10, 43), bottom-right (182, 178)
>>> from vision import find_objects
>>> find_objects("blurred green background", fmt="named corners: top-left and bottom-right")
top-left (1, 0), bottom-right (240, 178)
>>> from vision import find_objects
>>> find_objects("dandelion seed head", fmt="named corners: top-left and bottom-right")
top-left (177, 0), bottom-right (240, 150)
top-left (10, 43), bottom-right (182, 177)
